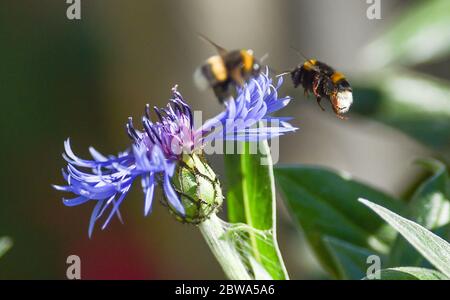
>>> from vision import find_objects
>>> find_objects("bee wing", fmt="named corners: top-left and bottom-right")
top-left (260, 53), bottom-right (269, 63)
top-left (290, 46), bottom-right (309, 61)
top-left (198, 33), bottom-right (228, 57)
top-left (193, 66), bottom-right (210, 91)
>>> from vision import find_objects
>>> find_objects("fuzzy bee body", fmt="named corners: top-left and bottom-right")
top-left (194, 36), bottom-right (261, 103)
top-left (290, 59), bottom-right (353, 119)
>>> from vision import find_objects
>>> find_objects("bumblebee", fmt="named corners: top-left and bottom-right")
top-left (194, 35), bottom-right (262, 103)
top-left (282, 55), bottom-right (353, 119)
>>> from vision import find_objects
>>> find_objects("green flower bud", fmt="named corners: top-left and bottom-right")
top-left (165, 153), bottom-right (223, 224)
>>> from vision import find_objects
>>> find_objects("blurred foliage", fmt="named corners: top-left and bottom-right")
top-left (353, 70), bottom-right (450, 151)
top-left (0, 237), bottom-right (13, 260)
top-left (353, 70), bottom-right (450, 154)
top-left (361, 0), bottom-right (450, 68)
top-left (0, 2), bottom-right (108, 278)
top-left (274, 165), bottom-right (403, 279)
top-left (354, 0), bottom-right (450, 156)
top-left (275, 158), bottom-right (450, 279)
top-left (225, 141), bottom-right (288, 279)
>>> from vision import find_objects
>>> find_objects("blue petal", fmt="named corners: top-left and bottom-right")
top-left (88, 200), bottom-right (105, 238)
top-left (52, 184), bottom-right (72, 192)
top-left (101, 185), bottom-right (132, 230)
top-left (89, 147), bottom-right (108, 162)
top-left (62, 196), bottom-right (89, 207)
top-left (197, 71), bottom-right (295, 144)
top-left (143, 173), bottom-right (155, 216)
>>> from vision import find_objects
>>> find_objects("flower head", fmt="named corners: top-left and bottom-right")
top-left (54, 70), bottom-right (296, 236)
top-left (199, 69), bottom-right (294, 143)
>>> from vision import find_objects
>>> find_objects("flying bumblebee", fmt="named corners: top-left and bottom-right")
top-left (194, 35), bottom-right (262, 103)
top-left (280, 51), bottom-right (353, 120)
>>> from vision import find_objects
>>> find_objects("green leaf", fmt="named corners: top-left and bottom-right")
top-left (390, 159), bottom-right (450, 267)
top-left (352, 70), bottom-right (450, 151)
top-left (0, 237), bottom-right (12, 259)
top-left (363, 267), bottom-right (448, 280)
top-left (408, 159), bottom-right (450, 228)
top-left (359, 198), bottom-right (450, 277)
top-left (274, 165), bottom-right (404, 278)
top-left (224, 140), bottom-right (289, 279)
top-left (324, 236), bottom-right (381, 280)
top-left (361, 0), bottom-right (450, 68)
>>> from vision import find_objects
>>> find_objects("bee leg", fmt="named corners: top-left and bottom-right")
top-left (333, 109), bottom-right (347, 120)
top-left (335, 113), bottom-right (348, 120)
top-left (312, 74), bottom-right (322, 98)
top-left (316, 97), bottom-right (325, 111)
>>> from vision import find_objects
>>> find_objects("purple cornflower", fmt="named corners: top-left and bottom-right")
top-left (54, 70), bottom-right (296, 237)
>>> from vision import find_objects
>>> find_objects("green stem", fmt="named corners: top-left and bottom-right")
top-left (198, 214), bottom-right (252, 280)
top-left (241, 143), bottom-right (262, 263)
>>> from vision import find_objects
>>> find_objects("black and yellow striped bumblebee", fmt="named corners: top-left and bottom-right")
top-left (194, 35), bottom-right (262, 103)
top-left (281, 53), bottom-right (353, 120)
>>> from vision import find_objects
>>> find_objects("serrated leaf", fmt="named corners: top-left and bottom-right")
top-left (224, 140), bottom-right (288, 279)
top-left (274, 165), bottom-right (404, 278)
top-left (359, 198), bottom-right (450, 277)
top-left (363, 267), bottom-right (448, 280)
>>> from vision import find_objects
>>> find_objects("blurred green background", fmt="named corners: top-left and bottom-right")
top-left (0, 0), bottom-right (449, 279)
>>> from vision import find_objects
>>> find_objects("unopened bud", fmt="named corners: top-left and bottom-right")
top-left (166, 153), bottom-right (223, 224)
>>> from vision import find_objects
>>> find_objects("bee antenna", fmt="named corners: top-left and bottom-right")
top-left (275, 71), bottom-right (292, 78)
top-left (197, 33), bottom-right (228, 56)
top-left (290, 46), bottom-right (321, 73)
top-left (260, 53), bottom-right (269, 63)
top-left (290, 46), bottom-right (310, 61)
top-left (266, 66), bottom-right (282, 76)
top-left (266, 66), bottom-right (279, 76)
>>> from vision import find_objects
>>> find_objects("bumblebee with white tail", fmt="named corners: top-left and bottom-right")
top-left (279, 49), bottom-right (353, 120)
